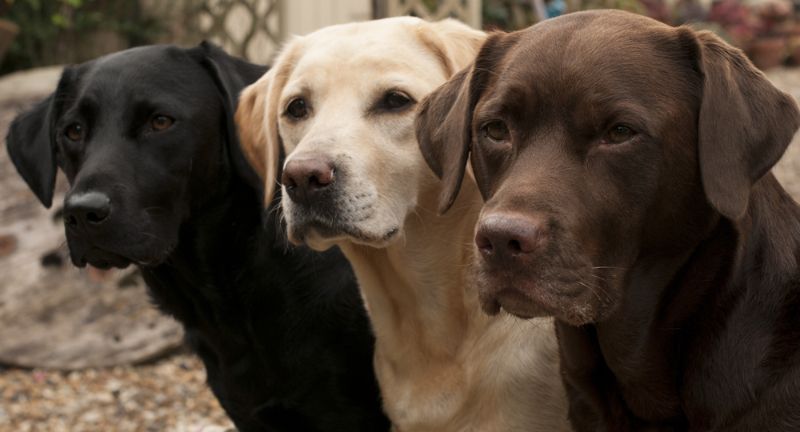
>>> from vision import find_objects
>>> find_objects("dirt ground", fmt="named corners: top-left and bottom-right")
top-left (0, 66), bottom-right (799, 432)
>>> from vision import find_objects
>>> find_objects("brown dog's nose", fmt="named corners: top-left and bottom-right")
top-left (282, 156), bottom-right (336, 205)
top-left (475, 213), bottom-right (547, 261)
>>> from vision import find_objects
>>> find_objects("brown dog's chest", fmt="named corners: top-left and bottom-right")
top-left (558, 322), bottom-right (685, 430)
top-left (559, 214), bottom-right (800, 431)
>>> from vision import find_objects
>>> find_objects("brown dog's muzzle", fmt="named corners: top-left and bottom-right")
top-left (475, 212), bottom-right (549, 262)
top-left (475, 212), bottom-right (560, 318)
top-left (473, 211), bottom-right (557, 319)
top-left (473, 207), bottom-right (614, 325)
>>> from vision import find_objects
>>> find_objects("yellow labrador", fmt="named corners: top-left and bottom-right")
top-left (236, 17), bottom-right (570, 431)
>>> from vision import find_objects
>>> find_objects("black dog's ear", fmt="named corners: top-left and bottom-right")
top-left (193, 41), bottom-right (270, 194)
top-left (687, 29), bottom-right (800, 220)
top-left (415, 32), bottom-right (514, 214)
top-left (6, 94), bottom-right (57, 208)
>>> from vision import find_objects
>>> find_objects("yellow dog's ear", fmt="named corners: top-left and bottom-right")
top-left (235, 40), bottom-right (302, 206)
top-left (415, 18), bottom-right (486, 76)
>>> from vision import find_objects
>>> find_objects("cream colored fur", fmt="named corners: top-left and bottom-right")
top-left (236, 17), bottom-right (571, 432)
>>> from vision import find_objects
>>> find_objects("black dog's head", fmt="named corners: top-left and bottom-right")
top-left (6, 43), bottom-right (266, 269)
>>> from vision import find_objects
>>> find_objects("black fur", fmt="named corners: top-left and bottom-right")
top-left (5, 43), bottom-right (388, 431)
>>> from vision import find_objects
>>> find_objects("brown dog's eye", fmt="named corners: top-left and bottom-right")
top-left (151, 115), bottom-right (175, 131)
top-left (380, 91), bottom-right (413, 111)
top-left (64, 123), bottom-right (84, 142)
top-left (482, 121), bottom-right (510, 142)
top-left (603, 125), bottom-right (636, 144)
top-left (286, 98), bottom-right (308, 119)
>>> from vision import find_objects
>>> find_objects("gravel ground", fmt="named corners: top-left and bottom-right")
top-left (0, 354), bottom-right (233, 432)
top-left (0, 66), bottom-right (799, 432)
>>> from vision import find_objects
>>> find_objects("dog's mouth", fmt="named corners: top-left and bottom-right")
top-left (66, 234), bottom-right (176, 269)
top-left (474, 261), bottom-right (618, 326)
top-left (72, 247), bottom-right (132, 269)
top-left (285, 197), bottom-right (401, 248)
top-left (481, 288), bottom-right (552, 320)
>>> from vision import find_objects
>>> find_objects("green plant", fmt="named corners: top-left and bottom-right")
top-left (1, 0), bottom-right (163, 75)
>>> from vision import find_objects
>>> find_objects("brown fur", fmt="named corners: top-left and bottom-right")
top-left (417, 10), bottom-right (800, 431)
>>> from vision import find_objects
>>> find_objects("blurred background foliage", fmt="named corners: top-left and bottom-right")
top-left (1, 0), bottom-right (800, 75)
top-left (0, 0), bottom-right (161, 75)
top-left (483, 0), bottom-right (800, 69)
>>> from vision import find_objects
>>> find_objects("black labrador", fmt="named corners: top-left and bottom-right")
top-left (417, 10), bottom-right (800, 431)
top-left (6, 43), bottom-right (388, 432)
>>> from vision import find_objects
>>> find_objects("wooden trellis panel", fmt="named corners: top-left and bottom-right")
top-left (375, 0), bottom-right (482, 28)
top-left (144, 0), bottom-right (284, 64)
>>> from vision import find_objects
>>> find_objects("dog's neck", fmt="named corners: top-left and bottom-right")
top-left (585, 173), bottom-right (800, 425)
top-left (598, 174), bottom-right (800, 341)
top-left (336, 178), bottom-right (567, 431)
top-left (341, 178), bottom-right (483, 359)
top-left (140, 169), bottom-right (285, 327)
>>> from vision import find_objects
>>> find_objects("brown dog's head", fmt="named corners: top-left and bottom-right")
top-left (416, 10), bottom-right (800, 324)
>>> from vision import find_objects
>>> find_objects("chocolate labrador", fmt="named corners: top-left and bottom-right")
top-left (6, 43), bottom-right (388, 432)
top-left (417, 10), bottom-right (800, 431)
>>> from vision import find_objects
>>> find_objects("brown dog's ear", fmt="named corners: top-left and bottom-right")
top-left (690, 29), bottom-right (800, 220)
top-left (414, 19), bottom-right (485, 215)
top-left (416, 67), bottom-right (474, 214)
top-left (415, 32), bottom-right (514, 214)
top-left (235, 40), bottom-right (301, 206)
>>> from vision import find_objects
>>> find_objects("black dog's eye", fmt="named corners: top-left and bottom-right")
top-left (150, 115), bottom-right (175, 131)
top-left (603, 125), bottom-right (636, 144)
top-left (64, 123), bottom-right (84, 142)
top-left (286, 98), bottom-right (308, 120)
top-left (380, 91), bottom-right (414, 111)
top-left (482, 120), bottom-right (510, 142)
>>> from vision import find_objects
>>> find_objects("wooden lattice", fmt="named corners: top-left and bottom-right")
top-left (375, 0), bottom-right (482, 28)
top-left (144, 0), bottom-right (283, 64)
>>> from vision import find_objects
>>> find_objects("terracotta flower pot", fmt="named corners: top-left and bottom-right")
top-left (0, 18), bottom-right (19, 65)
top-left (749, 36), bottom-right (787, 70)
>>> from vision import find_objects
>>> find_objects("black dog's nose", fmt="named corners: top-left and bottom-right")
top-left (282, 156), bottom-right (336, 205)
top-left (64, 191), bottom-right (112, 228)
top-left (475, 213), bottom-right (548, 261)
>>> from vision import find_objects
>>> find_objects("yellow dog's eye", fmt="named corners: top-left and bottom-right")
top-left (603, 125), bottom-right (636, 144)
top-left (286, 98), bottom-right (308, 119)
top-left (482, 120), bottom-right (510, 142)
top-left (382, 91), bottom-right (413, 111)
top-left (64, 123), bottom-right (84, 142)
top-left (151, 114), bottom-right (174, 131)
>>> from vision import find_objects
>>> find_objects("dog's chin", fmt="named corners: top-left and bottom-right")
top-left (288, 218), bottom-right (401, 250)
top-left (67, 238), bottom-right (175, 269)
top-left (71, 248), bottom-right (132, 269)
top-left (481, 289), bottom-right (551, 320)
top-left (474, 266), bottom-right (612, 326)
